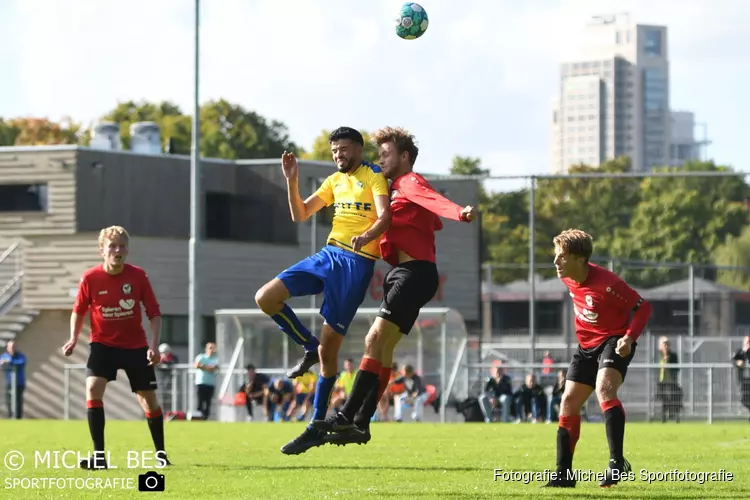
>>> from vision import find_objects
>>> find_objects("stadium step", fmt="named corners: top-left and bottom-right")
top-left (0, 303), bottom-right (39, 348)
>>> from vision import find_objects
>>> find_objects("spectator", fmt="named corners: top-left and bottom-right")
top-left (193, 342), bottom-right (219, 420)
top-left (393, 365), bottom-right (429, 422)
top-left (238, 364), bottom-right (270, 421)
top-left (377, 362), bottom-right (401, 421)
top-left (733, 335), bottom-right (750, 421)
top-left (156, 343), bottom-right (178, 389)
top-left (547, 369), bottom-right (566, 423)
top-left (478, 364), bottom-right (513, 423)
top-left (330, 359), bottom-right (356, 412)
top-left (0, 341), bottom-right (26, 419)
top-left (290, 370), bottom-right (317, 421)
top-left (542, 351), bottom-right (554, 375)
top-left (266, 378), bottom-right (294, 421)
top-left (656, 337), bottom-right (682, 423)
top-left (514, 373), bottom-right (545, 423)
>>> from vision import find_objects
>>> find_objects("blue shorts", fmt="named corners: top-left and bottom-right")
top-left (277, 245), bottom-right (375, 335)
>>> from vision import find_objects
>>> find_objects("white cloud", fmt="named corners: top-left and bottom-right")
top-left (4, 0), bottom-right (749, 177)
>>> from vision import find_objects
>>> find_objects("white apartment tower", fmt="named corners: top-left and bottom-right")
top-left (551, 14), bottom-right (670, 173)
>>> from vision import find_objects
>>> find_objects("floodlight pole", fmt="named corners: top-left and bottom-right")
top-left (528, 176), bottom-right (536, 364)
top-left (188, 0), bottom-right (202, 415)
top-left (309, 177), bottom-right (318, 335)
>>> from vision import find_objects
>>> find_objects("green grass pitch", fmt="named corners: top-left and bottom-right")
top-left (1, 420), bottom-right (748, 499)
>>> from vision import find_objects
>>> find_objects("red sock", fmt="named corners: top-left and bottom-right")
top-left (145, 407), bottom-right (163, 419)
top-left (359, 357), bottom-right (381, 374)
top-left (600, 399), bottom-right (624, 419)
top-left (559, 415), bottom-right (581, 453)
top-left (376, 367), bottom-right (392, 401)
top-left (86, 399), bottom-right (103, 409)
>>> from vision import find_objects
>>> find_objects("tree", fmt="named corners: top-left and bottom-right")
top-left (101, 99), bottom-right (300, 159)
top-left (449, 156), bottom-right (489, 177)
top-left (714, 226), bottom-right (750, 291)
top-left (303, 129), bottom-right (378, 163)
top-left (612, 162), bottom-right (749, 287)
top-left (6, 117), bottom-right (82, 145)
top-left (0, 118), bottom-right (20, 146)
top-left (535, 157), bottom-right (640, 258)
top-left (199, 99), bottom-right (300, 160)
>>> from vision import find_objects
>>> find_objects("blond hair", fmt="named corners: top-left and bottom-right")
top-left (98, 225), bottom-right (130, 247)
top-left (553, 229), bottom-right (593, 261)
top-left (372, 126), bottom-right (419, 166)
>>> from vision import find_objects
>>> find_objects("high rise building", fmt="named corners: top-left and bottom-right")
top-left (551, 14), bottom-right (670, 173)
top-left (669, 110), bottom-right (705, 166)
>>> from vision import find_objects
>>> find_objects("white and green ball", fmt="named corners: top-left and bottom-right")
top-left (396, 3), bottom-right (429, 40)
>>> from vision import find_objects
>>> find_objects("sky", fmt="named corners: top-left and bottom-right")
top-left (1, 0), bottom-right (748, 185)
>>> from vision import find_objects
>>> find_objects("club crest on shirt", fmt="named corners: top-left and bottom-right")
top-left (122, 283), bottom-right (132, 295)
top-left (585, 295), bottom-right (594, 307)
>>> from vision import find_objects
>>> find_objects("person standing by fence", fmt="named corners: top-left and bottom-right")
top-left (733, 336), bottom-right (750, 421)
top-left (0, 341), bottom-right (26, 419)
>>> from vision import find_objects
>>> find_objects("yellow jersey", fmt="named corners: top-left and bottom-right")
top-left (336, 371), bottom-right (357, 396)
top-left (313, 162), bottom-right (390, 260)
top-left (295, 372), bottom-right (317, 394)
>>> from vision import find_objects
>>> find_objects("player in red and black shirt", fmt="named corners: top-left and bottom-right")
top-left (543, 229), bottom-right (652, 489)
top-left (61, 226), bottom-right (170, 469)
top-left (312, 126), bottom-right (475, 444)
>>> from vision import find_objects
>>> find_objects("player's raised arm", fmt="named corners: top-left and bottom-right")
top-left (282, 151), bottom-right (328, 222)
top-left (400, 174), bottom-right (476, 223)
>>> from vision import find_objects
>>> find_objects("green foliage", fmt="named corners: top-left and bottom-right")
top-left (478, 159), bottom-right (750, 288)
top-left (714, 225), bottom-right (750, 291)
top-left (101, 99), bottom-right (300, 159)
top-left (0, 117), bottom-right (84, 146)
top-left (0, 118), bottom-right (20, 146)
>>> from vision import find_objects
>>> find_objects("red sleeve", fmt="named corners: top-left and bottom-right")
top-left (400, 175), bottom-right (466, 221)
top-left (140, 272), bottom-right (162, 319)
top-left (610, 278), bottom-right (652, 341)
top-left (72, 275), bottom-right (91, 315)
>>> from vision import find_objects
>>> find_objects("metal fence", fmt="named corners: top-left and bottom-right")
top-left (59, 363), bottom-right (287, 421)
top-left (461, 362), bottom-right (749, 423)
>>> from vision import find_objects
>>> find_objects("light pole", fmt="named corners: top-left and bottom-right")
top-left (188, 0), bottom-right (202, 414)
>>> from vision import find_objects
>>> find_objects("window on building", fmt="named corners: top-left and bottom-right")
top-left (0, 183), bottom-right (48, 212)
top-left (161, 315), bottom-right (217, 347)
top-left (204, 191), bottom-right (296, 244)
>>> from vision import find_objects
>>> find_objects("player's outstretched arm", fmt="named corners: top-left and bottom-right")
top-left (282, 151), bottom-right (330, 222)
top-left (351, 194), bottom-right (392, 252)
top-left (401, 175), bottom-right (476, 222)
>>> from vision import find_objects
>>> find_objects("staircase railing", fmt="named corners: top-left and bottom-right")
top-left (0, 242), bottom-right (23, 314)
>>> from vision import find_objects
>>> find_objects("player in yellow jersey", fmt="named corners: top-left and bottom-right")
top-left (255, 127), bottom-right (391, 454)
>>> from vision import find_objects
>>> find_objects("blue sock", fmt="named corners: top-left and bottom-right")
top-left (310, 375), bottom-right (337, 425)
top-left (270, 304), bottom-right (319, 351)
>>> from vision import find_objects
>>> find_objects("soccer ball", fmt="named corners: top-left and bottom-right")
top-left (396, 2), bottom-right (429, 40)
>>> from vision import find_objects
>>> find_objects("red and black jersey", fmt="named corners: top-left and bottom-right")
top-left (73, 263), bottom-right (161, 349)
top-left (563, 263), bottom-right (652, 349)
top-left (379, 172), bottom-right (468, 267)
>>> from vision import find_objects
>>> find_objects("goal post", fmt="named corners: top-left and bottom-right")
top-left (213, 307), bottom-right (470, 423)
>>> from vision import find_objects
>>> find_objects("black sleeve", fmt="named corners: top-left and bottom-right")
top-left (413, 375), bottom-right (425, 394)
top-left (733, 350), bottom-right (745, 362)
top-left (484, 378), bottom-right (494, 393)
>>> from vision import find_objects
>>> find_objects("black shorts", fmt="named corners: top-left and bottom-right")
top-left (566, 336), bottom-right (637, 388)
top-left (86, 342), bottom-right (157, 393)
top-left (377, 260), bottom-right (439, 334)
